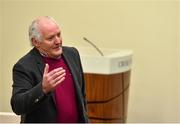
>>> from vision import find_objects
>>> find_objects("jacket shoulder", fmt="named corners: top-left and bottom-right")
top-left (13, 48), bottom-right (42, 69)
top-left (62, 46), bottom-right (80, 56)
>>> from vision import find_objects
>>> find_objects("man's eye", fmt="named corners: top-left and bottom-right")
top-left (48, 36), bottom-right (54, 40)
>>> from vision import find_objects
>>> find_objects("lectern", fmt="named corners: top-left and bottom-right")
top-left (79, 48), bottom-right (132, 123)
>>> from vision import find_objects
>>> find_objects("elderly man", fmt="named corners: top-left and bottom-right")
top-left (11, 16), bottom-right (88, 123)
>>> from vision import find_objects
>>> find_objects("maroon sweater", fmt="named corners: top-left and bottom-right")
top-left (43, 56), bottom-right (78, 123)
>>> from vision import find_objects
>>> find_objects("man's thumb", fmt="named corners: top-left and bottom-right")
top-left (44, 64), bottom-right (49, 74)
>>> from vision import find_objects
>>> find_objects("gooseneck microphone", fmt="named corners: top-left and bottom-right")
top-left (83, 37), bottom-right (104, 56)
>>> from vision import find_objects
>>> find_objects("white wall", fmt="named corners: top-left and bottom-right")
top-left (0, 0), bottom-right (3, 111)
top-left (1, 0), bottom-right (179, 122)
top-left (178, 1), bottom-right (180, 121)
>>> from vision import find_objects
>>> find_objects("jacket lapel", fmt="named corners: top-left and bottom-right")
top-left (62, 48), bottom-right (83, 101)
top-left (62, 50), bottom-right (80, 90)
top-left (32, 47), bottom-right (45, 76)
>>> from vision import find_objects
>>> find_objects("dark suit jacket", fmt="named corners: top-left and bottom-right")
top-left (11, 47), bottom-right (88, 123)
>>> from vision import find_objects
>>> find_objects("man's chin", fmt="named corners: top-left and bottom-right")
top-left (53, 50), bottom-right (62, 58)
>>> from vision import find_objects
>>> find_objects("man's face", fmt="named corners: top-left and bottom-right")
top-left (34, 19), bottom-right (63, 58)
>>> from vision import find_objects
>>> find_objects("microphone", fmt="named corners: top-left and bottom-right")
top-left (83, 37), bottom-right (104, 56)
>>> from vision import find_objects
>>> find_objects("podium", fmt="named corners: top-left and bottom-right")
top-left (80, 48), bottom-right (132, 123)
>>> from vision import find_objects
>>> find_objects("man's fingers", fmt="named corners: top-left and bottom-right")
top-left (53, 76), bottom-right (66, 87)
top-left (53, 72), bottom-right (66, 83)
top-left (48, 67), bottom-right (63, 76)
top-left (50, 69), bottom-right (66, 80)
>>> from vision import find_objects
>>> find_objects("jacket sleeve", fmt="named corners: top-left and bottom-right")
top-left (11, 63), bottom-right (47, 115)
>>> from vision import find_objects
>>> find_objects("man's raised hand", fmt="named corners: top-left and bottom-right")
top-left (42, 64), bottom-right (66, 94)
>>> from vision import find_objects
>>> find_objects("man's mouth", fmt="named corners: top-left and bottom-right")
top-left (53, 46), bottom-right (62, 51)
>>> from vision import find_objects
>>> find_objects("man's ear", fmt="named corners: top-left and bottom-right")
top-left (31, 38), bottom-right (40, 48)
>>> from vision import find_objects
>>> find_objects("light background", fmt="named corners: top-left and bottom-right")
top-left (0, 0), bottom-right (180, 122)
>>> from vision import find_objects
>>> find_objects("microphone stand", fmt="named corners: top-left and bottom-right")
top-left (83, 37), bottom-right (104, 56)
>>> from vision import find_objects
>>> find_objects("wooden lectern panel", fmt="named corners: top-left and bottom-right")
top-left (88, 95), bottom-right (123, 118)
top-left (123, 71), bottom-right (131, 120)
top-left (85, 73), bottom-right (123, 101)
top-left (84, 71), bottom-right (130, 123)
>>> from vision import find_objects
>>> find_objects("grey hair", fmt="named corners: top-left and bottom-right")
top-left (28, 16), bottom-right (58, 46)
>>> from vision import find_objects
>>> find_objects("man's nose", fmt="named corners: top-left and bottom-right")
top-left (54, 36), bottom-right (61, 44)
